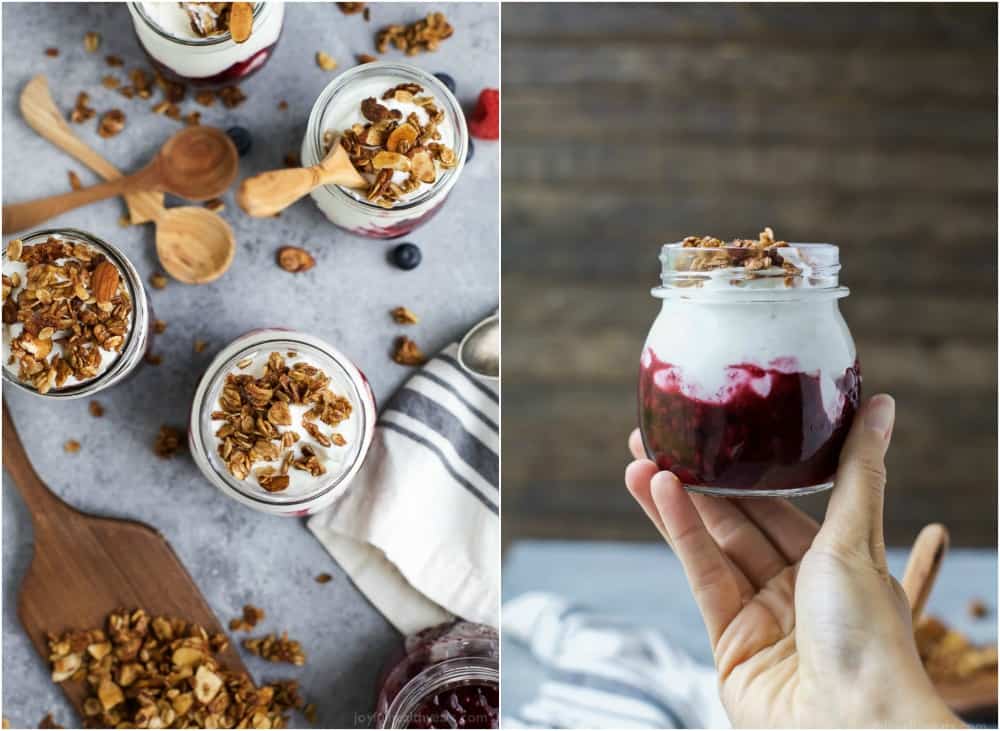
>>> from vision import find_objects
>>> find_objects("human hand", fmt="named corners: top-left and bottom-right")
top-left (625, 394), bottom-right (963, 728)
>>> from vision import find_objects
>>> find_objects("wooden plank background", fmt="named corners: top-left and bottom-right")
top-left (501, 3), bottom-right (998, 548)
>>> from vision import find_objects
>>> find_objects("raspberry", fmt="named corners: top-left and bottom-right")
top-left (468, 88), bottom-right (499, 140)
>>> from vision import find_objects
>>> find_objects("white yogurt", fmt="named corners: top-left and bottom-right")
top-left (209, 351), bottom-right (362, 496)
top-left (129, 2), bottom-right (284, 80)
top-left (642, 297), bottom-right (855, 422)
top-left (2, 245), bottom-right (132, 390)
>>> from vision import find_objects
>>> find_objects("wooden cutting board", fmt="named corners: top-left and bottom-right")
top-left (2, 401), bottom-right (248, 718)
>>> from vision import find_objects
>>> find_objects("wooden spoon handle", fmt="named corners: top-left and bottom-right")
top-left (3, 176), bottom-right (140, 234)
top-left (19, 75), bottom-right (165, 225)
top-left (2, 401), bottom-right (71, 522)
top-left (902, 523), bottom-right (950, 622)
top-left (236, 166), bottom-right (331, 218)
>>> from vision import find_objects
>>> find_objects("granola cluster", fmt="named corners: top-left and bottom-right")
top-left (242, 634), bottom-right (306, 666)
top-left (181, 2), bottom-right (254, 43)
top-left (676, 227), bottom-right (802, 284)
top-left (376, 12), bottom-right (453, 55)
top-left (212, 352), bottom-right (353, 490)
top-left (916, 615), bottom-right (998, 682)
top-left (46, 608), bottom-right (303, 729)
top-left (2, 237), bottom-right (132, 394)
top-left (328, 82), bottom-right (457, 208)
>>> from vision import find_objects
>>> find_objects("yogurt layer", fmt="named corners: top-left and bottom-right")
top-left (322, 76), bottom-right (456, 204)
top-left (2, 237), bottom-right (133, 392)
top-left (209, 349), bottom-right (361, 497)
top-left (642, 298), bottom-right (855, 422)
top-left (132, 2), bottom-right (284, 80)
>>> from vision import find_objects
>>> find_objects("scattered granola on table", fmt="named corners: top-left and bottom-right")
top-left (242, 633), bottom-right (307, 666)
top-left (38, 714), bottom-right (62, 729)
top-left (229, 604), bottom-right (265, 632)
top-left (46, 607), bottom-right (303, 728)
top-left (44, 47), bottom-right (59, 58)
top-left (154, 425), bottom-right (184, 458)
top-left (337, 2), bottom-right (366, 14)
top-left (149, 272), bottom-right (168, 290)
top-left (390, 306), bottom-right (419, 325)
top-left (315, 573), bottom-right (332, 584)
top-left (67, 170), bottom-right (83, 191)
top-left (3, 236), bottom-right (133, 394)
top-left (97, 109), bottom-right (126, 138)
top-left (83, 31), bottom-right (101, 53)
top-left (315, 51), bottom-right (337, 71)
top-left (393, 336), bottom-right (427, 366)
top-left (376, 12), bottom-right (453, 55)
top-left (194, 338), bottom-right (209, 353)
top-left (70, 92), bottom-right (95, 124)
top-left (277, 246), bottom-right (315, 273)
top-left (89, 401), bottom-right (104, 418)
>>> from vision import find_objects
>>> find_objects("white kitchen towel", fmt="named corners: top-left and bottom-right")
top-left (503, 592), bottom-right (730, 729)
top-left (308, 342), bottom-right (499, 634)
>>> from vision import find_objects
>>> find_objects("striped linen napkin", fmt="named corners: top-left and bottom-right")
top-left (308, 342), bottom-right (499, 634)
top-left (502, 592), bottom-right (730, 729)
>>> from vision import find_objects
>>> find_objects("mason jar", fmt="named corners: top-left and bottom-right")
top-left (127, 2), bottom-right (284, 85)
top-left (638, 241), bottom-right (861, 496)
top-left (2, 229), bottom-right (151, 400)
top-left (188, 329), bottom-right (376, 516)
top-left (375, 622), bottom-right (499, 729)
top-left (301, 61), bottom-right (469, 239)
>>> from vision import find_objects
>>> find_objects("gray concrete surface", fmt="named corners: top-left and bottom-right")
top-left (1, 3), bottom-right (498, 727)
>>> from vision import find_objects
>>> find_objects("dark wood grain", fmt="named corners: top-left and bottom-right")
top-left (501, 3), bottom-right (998, 549)
top-left (3, 402), bottom-right (247, 720)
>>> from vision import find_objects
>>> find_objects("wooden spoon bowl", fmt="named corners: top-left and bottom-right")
top-left (155, 205), bottom-right (235, 284)
top-left (158, 126), bottom-right (239, 201)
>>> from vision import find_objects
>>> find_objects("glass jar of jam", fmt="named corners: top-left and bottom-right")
top-left (2, 229), bottom-right (151, 399)
top-left (638, 233), bottom-right (861, 496)
top-left (375, 622), bottom-right (499, 729)
top-left (188, 328), bottom-right (376, 516)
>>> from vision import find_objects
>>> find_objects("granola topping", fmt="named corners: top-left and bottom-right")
top-left (322, 75), bottom-right (458, 208)
top-left (2, 235), bottom-right (133, 393)
top-left (375, 12), bottom-right (454, 56)
top-left (210, 350), bottom-right (358, 493)
top-left (144, 3), bottom-right (258, 41)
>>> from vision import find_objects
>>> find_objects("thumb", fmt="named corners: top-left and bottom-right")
top-left (817, 394), bottom-right (895, 567)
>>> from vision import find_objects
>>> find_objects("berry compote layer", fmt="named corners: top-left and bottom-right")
top-left (639, 349), bottom-right (861, 492)
top-left (407, 682), bottom-right (499, 729)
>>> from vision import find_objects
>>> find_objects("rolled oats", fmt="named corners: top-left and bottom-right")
top-left (84, 32), bottom-right (101, 53)
top-left (390, 306), bottom-right (418, 325)
top-left (315, 51), bottom-right (337, 71)
top-left (64, 440), bottom-right (81, 454)
top-left (97, 110), bottom-right (126, 139)
top-left (154, 425), bottom-right (183, 458)
top-left (392, 336), bottom-right (426, 366)
top-left (89, 400), bottom-right (104, 418)
top-left (70, 92), bottom-right (96, 124)
top-left (228, 604), bottom-right (265, 632)
top-left (277, 246), bottom-right (315, 273)
top-left (242, 633), bottom-right (306, 666)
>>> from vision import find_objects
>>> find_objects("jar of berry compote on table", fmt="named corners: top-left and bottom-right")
top-left (638, 229), bottom-right (861, 496)
top-left (188, 329), bottom-right (377, 516)
top-left (301, 61), bottom-right (469, 239)
top-left (375, 622), bottom-right (499, 729)
top-left (2, 229), bottom-right (151, 399)
top-left (127, 2), bottom-right (284, 85)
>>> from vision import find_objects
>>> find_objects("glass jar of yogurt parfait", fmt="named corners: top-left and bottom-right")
top-left (189, 329), bottom-right (376, 516)
top-left (638, 230), bottom-right (861, 496)
top-left (2, 229), bottom-right (151, 399)
top-left (301, 61), bottom-right (469, 239)
top-left (127, 2), bottom-right (284, 85)
top-left (375, 622), bottom-right (499, 729)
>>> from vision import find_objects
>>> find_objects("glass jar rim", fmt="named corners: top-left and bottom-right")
top-left (654, 241), bottom-right (847, 300)
top-left (2, 228), bottom-right (148, 399)
top-left (383, 657), bottom-right (498, 729)
top-left (305, 61), bottom-right (468, 212)
top-left (129, 2), bottom-right (267, 47)
top-left (190, 330), bottom-right (373, 508)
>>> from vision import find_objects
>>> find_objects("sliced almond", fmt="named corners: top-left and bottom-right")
top-left (408, 148), bottom-right (436, 184)
top-left (229, 2), bottom-right (254, 43)
top-left (98, 678), bottom-right (124, 710)
top-left (385, 122), bottom-right (418, 153)
top-left (171, 646), bottom-right (203, 668)
top-left (372, 151), bottom-right (411, 172)
top-left (91, 260), bottom-right (119, 304)
top-left (194, 665), bottom-right (223, 704)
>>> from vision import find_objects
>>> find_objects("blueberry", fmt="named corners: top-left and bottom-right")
top-left (392, 243), bottom-right (422, 270)
top-left (226, 126), bottom-right (252, 156)
top-left (466, 138), bottom-right (474, 163)
top-left (434, 72), bottom-right (456, 94)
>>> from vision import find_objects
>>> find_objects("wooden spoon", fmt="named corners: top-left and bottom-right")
top-left (902, 522), bottom-right (949, 622)
top-left (2, 126), bottom-right (238, 234)
top-left (19, 75), bottom-right (164, 225)
top-left (237, 139), bottom-right (367, 218)
top-left (2, 402), bottom-right (249, 719)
